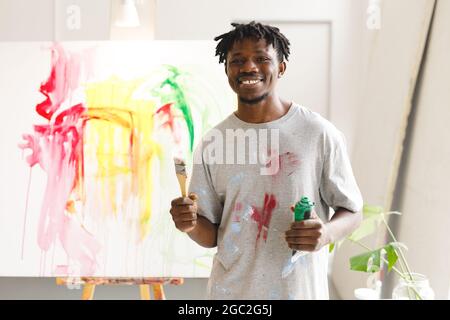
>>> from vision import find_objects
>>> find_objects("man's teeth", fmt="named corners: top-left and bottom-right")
top-left (241, 80), bottom-right (260, 84)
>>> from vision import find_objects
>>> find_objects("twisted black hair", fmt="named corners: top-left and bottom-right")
top-left (214, 21), bottom-right (291, 65)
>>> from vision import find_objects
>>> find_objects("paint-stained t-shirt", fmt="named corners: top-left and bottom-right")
top-left (188, 103), bottom-right (363, 300)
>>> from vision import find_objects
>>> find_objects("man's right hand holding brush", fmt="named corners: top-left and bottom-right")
top-left (169, 193), bottom-right (219, 248)
top-left (170, 193), bottom-right (199, 233)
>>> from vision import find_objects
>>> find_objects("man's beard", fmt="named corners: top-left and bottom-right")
top-left (239, 92), bottom-right (269, 105)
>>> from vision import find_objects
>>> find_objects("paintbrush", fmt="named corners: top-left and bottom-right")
top-left (174, 157), bottom-right (187, 197)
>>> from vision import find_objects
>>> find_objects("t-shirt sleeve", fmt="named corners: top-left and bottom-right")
top-left (319, 127), bottom-right (363, 213)
top-left (188, 142), bottom-right (223, 224)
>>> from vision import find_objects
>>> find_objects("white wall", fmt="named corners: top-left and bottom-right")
top-left (0, 0), bottom-right (54, 40)
top-left (54, 0), bottom-right (111, 40)
top-left (392, 0), bottom-right (450, 299)
top-left (331, 0), bottom-right (436, 299)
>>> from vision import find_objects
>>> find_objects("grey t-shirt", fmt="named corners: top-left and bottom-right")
top-left (188, 103), bottom-right (363, 299)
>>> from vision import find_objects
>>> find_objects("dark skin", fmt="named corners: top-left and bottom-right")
top-left (169, 38), bottom-right (362, 250)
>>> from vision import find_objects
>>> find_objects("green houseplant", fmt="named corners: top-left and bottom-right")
top-left (330, 204), bottom-right (426, 300)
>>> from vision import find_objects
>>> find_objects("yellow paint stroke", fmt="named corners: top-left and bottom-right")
top-left (84, 77), bottom-right (161, 239)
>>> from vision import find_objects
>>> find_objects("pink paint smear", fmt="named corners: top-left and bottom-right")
top-left (19, 44), bottom-right (100, 275)
top-left (265, 151), bottom-right (300, 177)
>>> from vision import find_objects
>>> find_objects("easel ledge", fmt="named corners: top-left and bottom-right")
top-left (56, 277), bottom-right (184, 300)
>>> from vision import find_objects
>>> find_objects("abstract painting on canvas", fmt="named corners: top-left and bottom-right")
top-left (0, 41), bottom-right (234, 278)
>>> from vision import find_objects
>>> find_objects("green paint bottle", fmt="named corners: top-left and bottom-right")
top-left (294, 196), bottom-right (315, 222)
top-left (291, 196), bottom-right (315, 257)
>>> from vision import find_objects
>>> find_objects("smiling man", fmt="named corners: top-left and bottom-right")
top-left (169, 21), bottom-right (363, 299)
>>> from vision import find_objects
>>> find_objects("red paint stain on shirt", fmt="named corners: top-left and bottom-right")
top-left (251, 194), bottom-right (277, 243)
top-left (265, 151), bottom-right (300, 177)
top-left (281, 152), bottom-right (300, 176)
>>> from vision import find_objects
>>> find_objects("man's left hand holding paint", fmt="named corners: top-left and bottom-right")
top-left (285, 207), bottom-right (363, 252)
top-left (284, 209), bottom-right (331, 252)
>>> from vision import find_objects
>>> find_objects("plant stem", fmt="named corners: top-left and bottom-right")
top-left (382, 213), bottom-right (417, 299)
top-left (382, 214), bottom-right (414, 280)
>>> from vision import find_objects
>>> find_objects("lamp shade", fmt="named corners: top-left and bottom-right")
top-left (115, 0), bottom-right (140, 28)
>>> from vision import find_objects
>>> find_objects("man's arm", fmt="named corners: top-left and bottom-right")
top-left (325, 207), bottom-right (363, 243)
top-left (187, 215), bottom-right (218, 248)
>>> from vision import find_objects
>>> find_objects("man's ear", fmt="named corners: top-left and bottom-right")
top-left (278, 61), bottom-right (286, 78)
top-left (224, 62), bottom-right (228, 75)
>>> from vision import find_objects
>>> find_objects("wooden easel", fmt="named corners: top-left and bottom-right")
top-left (56, 277), bottom-right (184, 300)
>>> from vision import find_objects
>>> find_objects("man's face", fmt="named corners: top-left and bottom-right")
top-left (225, 38), bottom-right (286, 105)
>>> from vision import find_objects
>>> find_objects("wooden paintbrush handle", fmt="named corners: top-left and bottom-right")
top-left (176, 173), bottom-right (187, 197)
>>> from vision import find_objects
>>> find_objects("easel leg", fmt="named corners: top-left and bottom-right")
top-left (139, 284), bottom-right (151, 300)
top-left (82, 284), bottom-right (96, 300)
top-left (152, 284), bottom-right (165, 300)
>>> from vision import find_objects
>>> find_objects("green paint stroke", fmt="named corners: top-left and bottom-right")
top-left (158, 65), bottom-right (195, 152)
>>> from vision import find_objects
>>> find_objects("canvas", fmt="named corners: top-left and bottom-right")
top-left (0, 41), bottom-right (234, 277)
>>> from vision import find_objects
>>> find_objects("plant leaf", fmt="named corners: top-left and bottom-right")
top-left (346, 203), bottom-right (388, 242)
top-left (329, 239), bottom-right (345, 253)
top-left (349, 242), bottom-right (404, 273)
top-left (384, 243), bottom-right (399, 272)
top-left (329, 242), bottom-right (335, 253)
top-left (350, 249), bottom-right (382, 273)
top-left (348, 215), bottom-right (382, 241)
top-left (362, 204), bottom-right (384, 217)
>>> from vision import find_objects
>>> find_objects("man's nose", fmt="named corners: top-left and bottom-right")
top-left (240, 59), bottom-right (258, 73)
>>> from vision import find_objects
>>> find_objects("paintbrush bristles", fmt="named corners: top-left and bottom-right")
top-left (174, 157), bottom-right (187, 197)
top-left (174, 157), bottom-right (187, 177)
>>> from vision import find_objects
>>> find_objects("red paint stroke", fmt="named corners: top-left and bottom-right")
top-left (21, 104), bottom-right (140, 275)
top-left (36, 43), bottom-right (82, 120)
top-left (19, 101), bottom-right (104, 275)
top-left (265, 151), bottom-right (300, 177)
top-left (19, 43), bottom-right (102, 275)
top-left (280, 151), bottom-right (300, 176)
top-left (156, 103), bottom-right (175, 129)
top-left (251, 194), bottom-right (277, 243)
top-left (155, 102), bottom-right (183, 144)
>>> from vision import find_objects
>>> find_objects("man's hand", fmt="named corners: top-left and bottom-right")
top-left (169, 193), bottom-right (199, 233)
top-left (285, 207), bottom-right (332, 252)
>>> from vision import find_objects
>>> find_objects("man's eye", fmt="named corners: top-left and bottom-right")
top-left (257, 57), bottom-right (270, 62)
top-left (230, 59), bottom-right (243, 64)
